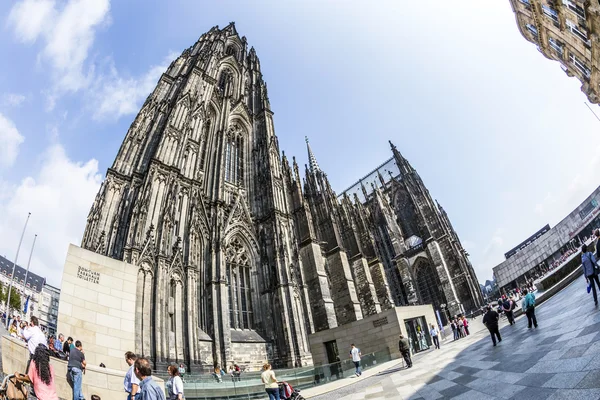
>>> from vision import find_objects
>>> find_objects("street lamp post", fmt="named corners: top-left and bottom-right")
top-left (5, 212), bottom-right (31, 327)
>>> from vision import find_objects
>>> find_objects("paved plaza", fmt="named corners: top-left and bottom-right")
top-left (308, 278), bottom-right (600, 399)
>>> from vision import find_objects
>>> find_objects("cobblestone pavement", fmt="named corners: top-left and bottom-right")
top-left (309, 278), bottom-right (600, 399)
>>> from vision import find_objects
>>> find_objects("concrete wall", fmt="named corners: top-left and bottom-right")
top-left (308, 305), bottom-right (436, 366)
top-left (57, 244), bottom-right (137, 371)
top-left (494, 185), bottom-right (600, 288)
top-left (1, 335), bottom-right (164, 399)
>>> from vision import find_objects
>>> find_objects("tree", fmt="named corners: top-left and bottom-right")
top-left (7, 289), bottom-right (21, 313)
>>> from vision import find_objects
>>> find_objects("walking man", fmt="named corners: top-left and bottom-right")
top-left (429, 324), bottom-right (440, 349)
top-left (124, 351), bottom-right (140, 400)
top-left (135, 357), bottom-right (166, 400)
top-left (398, 334), bottom-right (412, 368)
top-left (68, 340), bottom-right (86, 400)
top-left (349, 344), bottom-right (362, 377)
top-left (451, 320), bottom-right (458, 341)
top-left (582, 243), bottom-right (600, 306)
top-left (482, 306), bottom-right (502, 346)
top-left (502, 296), bottom-right (516, 325)
top-left (522, 289), bottom-right (538, 328)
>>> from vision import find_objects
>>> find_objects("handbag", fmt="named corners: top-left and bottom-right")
top-left (7, 375), bottom-right (28, 400)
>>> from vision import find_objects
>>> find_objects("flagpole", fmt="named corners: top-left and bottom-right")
top-left (5, 212), bottom-right (30, 328)
top-left (23, 234), bottom-right (37, 318)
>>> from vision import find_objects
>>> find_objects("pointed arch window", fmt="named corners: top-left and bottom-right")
top-left (224, 132), bottom-right (244, 185)
top-left (226, 238), bottom-right (253, 329)
top-left (218, 69), bottom-right (234, 94)
top-left (200, 120), bottom-right (210, 170)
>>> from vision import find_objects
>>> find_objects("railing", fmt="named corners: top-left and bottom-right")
top-left (179, 349), bottom-right (394, 399)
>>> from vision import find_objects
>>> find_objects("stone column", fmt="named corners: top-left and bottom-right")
top-left (135, 269), bottom-right (144, 356)
top-left (369, 260), bottom-right (393, 310)
top-left (326, 250), bottom-right (362, 325)
top-left (350, 256), bottom-right (381, 316)
top-left (142, 271), bottom-right (153, 357)
top-left (175, 281), bottom-right (184, 361)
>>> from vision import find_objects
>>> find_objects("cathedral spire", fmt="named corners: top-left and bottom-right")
top-left (389, 140), bottom-right (415, 175)
top-left (306, 136), bottom-right (321, 174)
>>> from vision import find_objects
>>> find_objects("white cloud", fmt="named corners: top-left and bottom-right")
top-left (91, 52), bottom-right (177, 121)
top-left (7, 0), bottom-right (111, 93)
top-left (0, 144), bottom-right (102, 287)
top-left (2, 93), bottom-right (26, 107)
top-left (0, 113), bottom-right (25, 168)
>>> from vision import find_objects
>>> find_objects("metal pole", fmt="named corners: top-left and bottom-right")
top-left (23, 234), bottom-right (37, 318)
top-left (5, 212), bottom-right (30, 327)
top-left (585, 102), bottom-right (600, 123)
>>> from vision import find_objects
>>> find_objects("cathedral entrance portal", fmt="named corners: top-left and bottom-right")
top-left (413, 258), bottom-right (447, 325)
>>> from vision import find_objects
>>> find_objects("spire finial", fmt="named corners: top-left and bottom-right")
top-left (305, 136), bottom-right (321, 174)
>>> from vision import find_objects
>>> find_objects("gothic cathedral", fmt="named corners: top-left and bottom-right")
top-left (82, 23), bottom-right (482, 371)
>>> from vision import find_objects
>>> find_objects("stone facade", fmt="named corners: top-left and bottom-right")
top-left (510, 0), bottom-right (600, 104)
top-left (57, 244), bottom-right (137, 370)
top-left (81, 23), bottom-right (482, 370)
top-left (307, 305), bottom-right (437, 366)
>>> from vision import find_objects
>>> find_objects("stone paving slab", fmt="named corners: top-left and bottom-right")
top-left (307, 277), bottom-right (600, 400)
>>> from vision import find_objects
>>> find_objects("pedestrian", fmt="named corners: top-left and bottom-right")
top-left (166, 365), bottom-right (184, 400)
top-left (67, 340), bottom-right (86, 400)
top-left (450, 320), bottom-right (458, 341)
top-left (14, 344), bottom-right (59, 400)
top-left (429, 324), bottom-right (440, 349)
top-left (178, 363), bottom-right (186, 382)
top-left (502, 296), bottom-right (516, 325)
top-left (581, 243), bottom-right (600, 306)
top-left (462, 316), bottom-right (470, 336)
top-left (398, 334), bottom-right (412, 368)
top-left (261, 363), bottom-right (280, 400)
top-left (522, 289), bottom-right (538, 329)
top-left (21, 316), bottom-right (47, 376)
top-left (482, 306), bottom-right (502, 346)
top-left (63, 336), bottom-right (74, 356)
top-left (457, 317), bottom-right (465, 338)
top-left (135, 357), bottom-right (166, 400)
top-left (124, 351), bottom-right (141, 400)
top-left (55, 334), bottom-right (64, 353)
top-left (349, 344), bottom-right (362, 376)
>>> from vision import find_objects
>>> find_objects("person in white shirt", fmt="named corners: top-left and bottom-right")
top-left (350, 344), bottom-right (362, 377)
top-left (124, 351), bottom-right (141, 400)
top-left (166, 364), bottom-right (184, 400)
top-left (430, 324), bottom-right (440, 349)
top-left (21, 316), bottom-right (47, 373)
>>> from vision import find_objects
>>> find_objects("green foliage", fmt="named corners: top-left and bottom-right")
top-left (9, 289), bottom-right (21, 312)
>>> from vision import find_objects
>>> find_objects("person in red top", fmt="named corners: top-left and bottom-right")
top-left (15, 344), bottom-right (58, 400)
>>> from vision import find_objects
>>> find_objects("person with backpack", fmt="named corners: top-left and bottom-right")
top-left (522, 289), bottom-right (538, 329)
top-left (582, 243), bottom-right (600, 306)
top-left (502, 296), bottom-right (516, 325)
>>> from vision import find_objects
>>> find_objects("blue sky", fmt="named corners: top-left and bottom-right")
top-left (1, 0), bottom-right (599, 287)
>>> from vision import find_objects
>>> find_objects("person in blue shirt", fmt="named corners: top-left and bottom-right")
top-left (581, 243), bottom-right (600, 306)
top-left (135, 357), bottom-right (166, 400)
top-left (521, 289), bottom-right (537, 329)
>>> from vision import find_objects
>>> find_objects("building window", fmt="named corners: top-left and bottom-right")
top-left (562, 0), bottom-right (585, 19)
top-left (569, 52), bottom-right (591, 78)
top-left (218, 69), bottom-right (234, 94)
top-left (526, 23), bottom-right (538, 39)
top-left (224, 135), bottom-right (244, 185)
top-left (548, 37), bottom-right (564, 57)
top-left (199, 120), bottom-right (210, 170)
top-left (226, 238), bottom-right (253, 330)
top-left (519, 0), bottom-right (531, 8)
top-left (542, 5), bottom-right (559, 25)
top-left (566, 19), bottom-right (588, 42)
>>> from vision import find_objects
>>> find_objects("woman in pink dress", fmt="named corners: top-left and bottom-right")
top-left (15, 344), bottom-right (58, 400)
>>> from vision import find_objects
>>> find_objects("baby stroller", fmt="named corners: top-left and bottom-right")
top-left (278, 381), bottom-right (304, 400)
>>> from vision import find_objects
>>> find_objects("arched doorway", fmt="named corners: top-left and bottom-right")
top-left (413, 258), bottom-right (447, 324)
